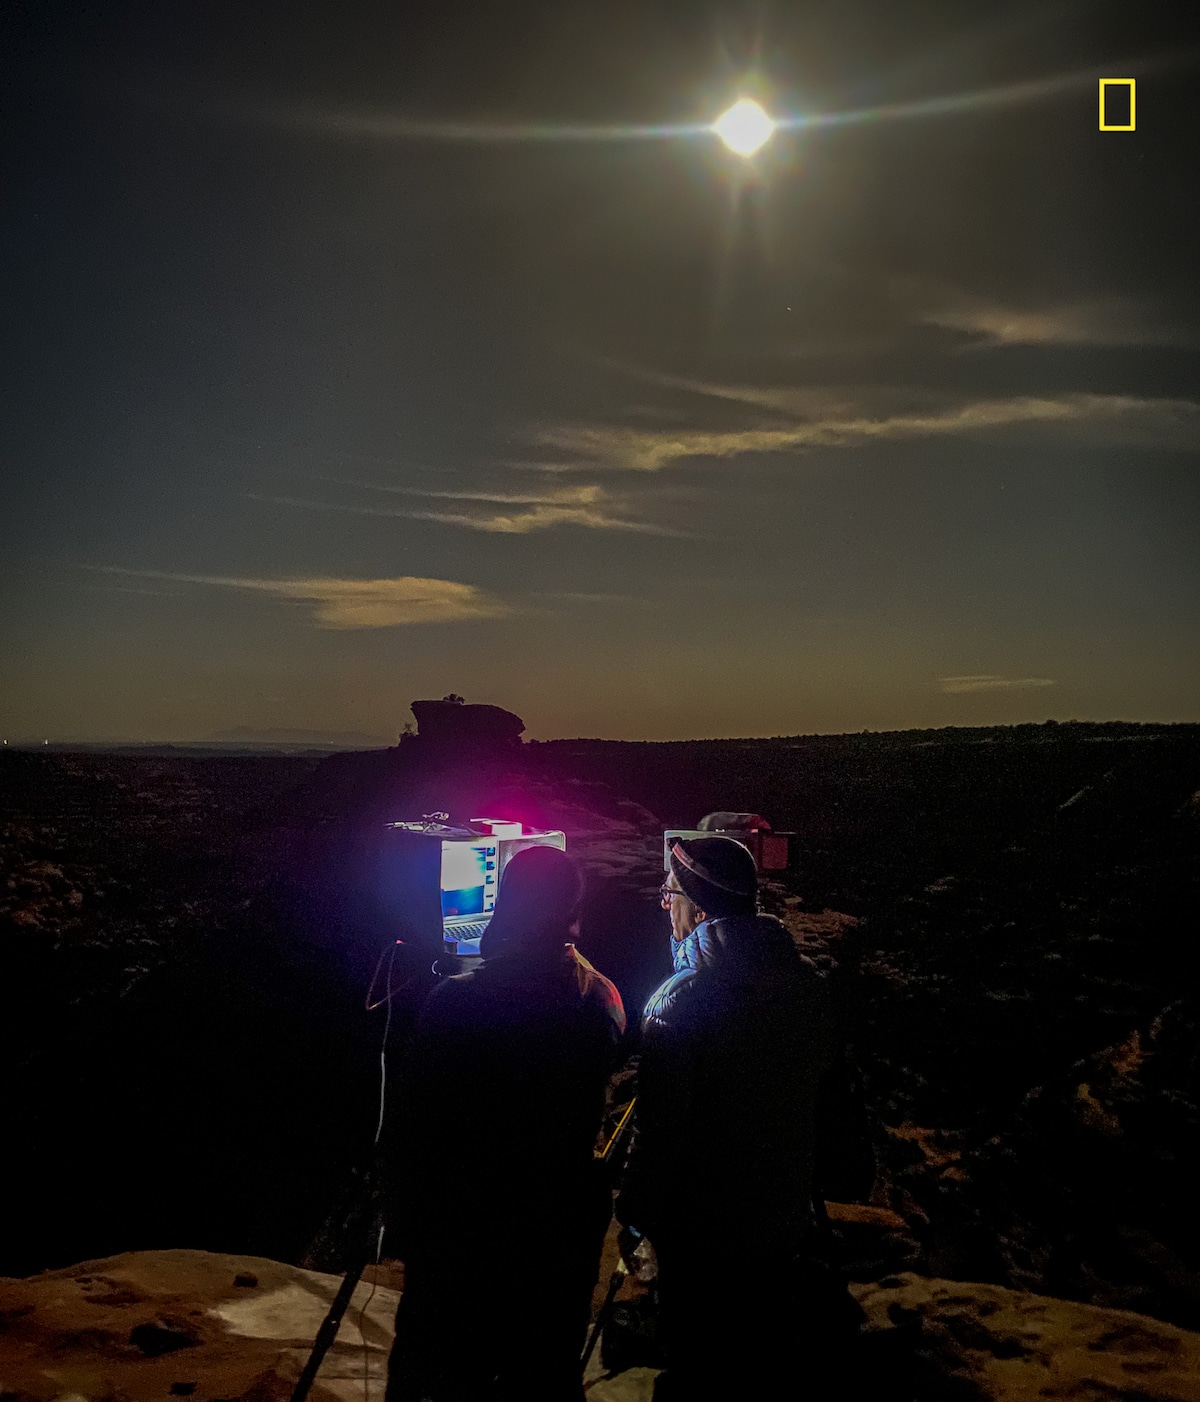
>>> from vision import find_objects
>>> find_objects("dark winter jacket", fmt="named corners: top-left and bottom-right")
top-left (618, 914), bottom-right (836, 1254)
top-left (388, 943), bottom-right (625, 1249)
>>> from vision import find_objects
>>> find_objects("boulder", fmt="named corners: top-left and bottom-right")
top-left (408, 700), bottom-right (524, 749)
top-left (0, 1249), bottom-right (399, 1402)
top-left (852, 1272), bottom-right (1200, 1401)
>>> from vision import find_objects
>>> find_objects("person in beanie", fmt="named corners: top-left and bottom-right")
top-left (617, 836), bottom-right (862, 1400)
top-left (386, 845), bottom-right (625, 1402)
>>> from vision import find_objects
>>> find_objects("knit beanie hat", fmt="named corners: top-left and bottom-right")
top-left (479, 845), bottom-right (583, 958)
top-left (668, 835), bottom-right (758, 917)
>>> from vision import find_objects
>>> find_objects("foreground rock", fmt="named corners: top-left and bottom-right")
top-left (5, 1253), bottom-right (1200, 1402)
top-left (852, 1272), bottom-right (1200, 1401)
top-left (0, 1250), bottom-right (636, 1402)
top-left (0, 1250), bottom-right (399, 1402)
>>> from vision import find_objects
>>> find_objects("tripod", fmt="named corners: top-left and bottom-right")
top-left (290, 936), bottom-right (420, 1402)
top-left (289, 1173), bottom-right (387, 1402)
top-left (579, 1097), bottom-right (637, 1372)
top-left (291, 1097), bottom-right (638, 1401)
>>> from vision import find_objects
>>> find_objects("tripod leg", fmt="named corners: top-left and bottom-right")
top-left (290, 1250), bottom-right (375, 1402)
top-left (580, 1268), bottom-right (625, 1372)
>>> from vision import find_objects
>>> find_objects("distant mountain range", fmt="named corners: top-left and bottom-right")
top-left (201, 727), bottom-right (392, 749)
top-left (1, 729), bottom-right (393, 754)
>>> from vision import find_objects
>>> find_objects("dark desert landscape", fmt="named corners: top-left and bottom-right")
top-left (4, 718), bottom-right (1198, 1338)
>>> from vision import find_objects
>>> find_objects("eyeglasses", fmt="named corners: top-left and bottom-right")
top-left (659, 883), bottom-right (686, 905)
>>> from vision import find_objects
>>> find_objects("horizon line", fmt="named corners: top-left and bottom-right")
top-left (3, 716), bottom-right (1196, 752)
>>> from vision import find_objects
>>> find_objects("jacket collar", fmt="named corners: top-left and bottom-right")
top-left (670, 912), bottom-right (794, 976)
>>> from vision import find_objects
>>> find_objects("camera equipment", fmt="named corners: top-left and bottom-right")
top-left (663, 812), bottom-right (792, 873)
top-left (580, 1098), bottom-right (638, 1371)
top-left (379, 815), bottom-right (567, 970)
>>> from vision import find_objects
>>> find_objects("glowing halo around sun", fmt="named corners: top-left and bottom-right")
top-left (713, 99), bottom-right (775, 155)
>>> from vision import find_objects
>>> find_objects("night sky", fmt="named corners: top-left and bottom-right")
top-left (2, 1), bottom-right (1198, 743)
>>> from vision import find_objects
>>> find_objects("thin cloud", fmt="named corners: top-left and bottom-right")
top-left (245, 482), bottom-right (691, 536)
top-left (900, 283), bottom-right (1195, 349)
top-left (398, 504), bottom-right (688, 535)
top-left (499, 459), bottom-right (591, 475)
top-left (533, 393), bottom-right (1200, 471)
top-left (938, 675), bottom-right (1056, 694)
top-left (318, 478), bottom-right (607, 506)
top-left (87, 566), bottom-right (508, 628)
top-left (591, 360), bottom-right (864, 418)
top-left (73, 582), bottom-right (181, 598)
top-left (525, 590), bottom-right (655, 604)
top-left (104, 46), bottom-right (1194, 149)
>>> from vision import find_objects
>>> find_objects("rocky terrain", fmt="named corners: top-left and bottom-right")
top-left (528, 723), bottom-right (1200, 1329)
top-left (0, 1249), bottom-right (401, 1402)
top-left (2, 718), bottom-right (1198, 1387)
top-left (4, 1249), bottom-right (1200, 1402)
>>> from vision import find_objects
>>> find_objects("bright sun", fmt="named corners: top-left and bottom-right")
top-left (713, 99), bottom-right (775, 156)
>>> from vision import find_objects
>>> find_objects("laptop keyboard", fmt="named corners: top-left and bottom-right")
top-left (446, 920), bottom-right (490, 942)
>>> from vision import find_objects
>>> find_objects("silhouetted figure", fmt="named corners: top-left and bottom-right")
top-left (385, 846), bottom-right (625, 1402)
top-left (618, 836), bottom-right (864, 1400)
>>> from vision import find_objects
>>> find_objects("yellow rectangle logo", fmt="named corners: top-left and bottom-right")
top-left (1099, 78), bottom-right (1135, 130)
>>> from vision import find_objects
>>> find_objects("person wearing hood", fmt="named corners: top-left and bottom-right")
top-left (386, 844), bottom-right (625, 1402)
top-left (617, 835), bottom-right (862, 1400)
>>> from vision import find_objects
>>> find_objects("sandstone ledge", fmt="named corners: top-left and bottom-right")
top-left (852, 1272), bottom-right (1200, 1402)
top-left (0, 1250), bottom-right (398, 1402)
top-left (4, 1252), bottom-right (1200, 1402)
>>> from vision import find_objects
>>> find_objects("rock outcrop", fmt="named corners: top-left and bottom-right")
top-left (0, 1250), bottom-right (400, 1402)
top-left (408, 698), bottom-right (525, 750)
top-left (7, 1253), bottom-right (1200, 1402)
top-left (852, 1272), bottom-right (1200, 1402)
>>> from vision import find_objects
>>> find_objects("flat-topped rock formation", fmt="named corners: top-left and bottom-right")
top-left (408, 697), bottom-right (525, 750)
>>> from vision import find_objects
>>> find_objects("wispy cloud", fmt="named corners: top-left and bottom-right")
top-left (525, 590), bottom-right (655, 605)
top-left (245, 481), bottom-right (689, 536)
top-left (533, 391), bottom-right (1200, 471)
top-left (74, 583), bottom-right (181, 598)
top-left (87, 567), bottom-right (508, 628)
top-left (400, 503), bottom-right (684, 534)
top-left (938, 675), bottom-right (1056, 694)
top-left (590, 358), bottom-right (864, 417)
top-left (901, 283), bottom-right (1195, 349)
top-left (319, 479), bottom-right (604, 506)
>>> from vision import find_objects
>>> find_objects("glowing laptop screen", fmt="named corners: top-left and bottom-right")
top-left (439, 840), bottom-right (498, 922)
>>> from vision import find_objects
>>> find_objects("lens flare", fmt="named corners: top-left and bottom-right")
top-left (713, 99), bottom-right (775, 156)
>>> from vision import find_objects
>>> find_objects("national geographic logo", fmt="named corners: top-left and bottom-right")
top-left (1099, 79), bottom-right (1135, 131)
